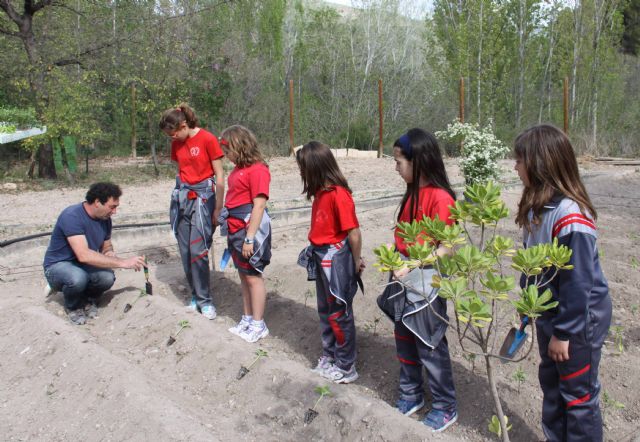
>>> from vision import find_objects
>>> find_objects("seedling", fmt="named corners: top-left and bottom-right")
top-left (236, 349), bottom-right (268, 380)
top-left (488, 415), bottom-right (512, 438)
top-left (304, 385), bottom-right (331, 425)
top-left (631, 304), bottom-right (639, 316)
top-left (363, 314), bottom-right (383, 336)
top-left (167, 320), bottom-right (191, 346)
top-left (124, 289), bottom-right (146, 313)
top-left (463, 352), bottom-right (477, 373)
top-left (512, 367), bottom-right (526, 394)
top-left (602, 390), bottom-right (625, 422)
top-left (610, 326), bottom-right (624, 354)
top-left (303, 289), bottom-right (314, 307)
top-left (631, 256), bottom-right (639, 270)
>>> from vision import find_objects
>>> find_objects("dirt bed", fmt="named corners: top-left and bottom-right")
top-left (0, 157), bottom-right (638, 441)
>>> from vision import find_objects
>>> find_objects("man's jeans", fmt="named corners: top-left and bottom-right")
top-left (44, 261), bottom-right (115, 311)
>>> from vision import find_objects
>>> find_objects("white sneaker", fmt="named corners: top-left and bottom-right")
top-left (44, 282), bottom-right (57, 297)
top-left (186, 297), bottom-right (198, 312)
top-left (325, 364), bottom-right (359, 384)
top-left (240, 324), bottom-right (269, 343)
top-left (311, 356), bottom-right (335, 376)
top-left (201, 305), bottom-right (217, 320)
top-left (229, 317), bottom-right (252, 336)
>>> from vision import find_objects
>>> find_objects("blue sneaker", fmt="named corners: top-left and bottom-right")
top-left (187, 297), bottom-right (198, 312)
top-left (396, 398), bottom-right (425, 416)
top-left (423, 409), bottom-right (458, 433)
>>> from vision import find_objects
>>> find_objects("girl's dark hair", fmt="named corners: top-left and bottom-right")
top-left (514, 124), bottom-right (596, 230)
top-left (158, 103), bottom-right (199, 131)
top-left (86, 182), bottom-right (122, 204)
top-left (394, 128), bottom-right (456, 221)
top-left (296, 141), bottom-right (351, 200)
top-left (220, 125), bottom-right (265, 168)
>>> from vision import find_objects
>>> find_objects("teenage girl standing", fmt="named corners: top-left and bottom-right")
top-left (514, 124), bottom-right (611, 442)
top-left (380, 128), bottom-right (458, 432)
top-left (159, 103), bottom-right (224, 319)
top-left (296, 141), bottom-right (364, 384)
top-left (219, 125), bottom-right (272, 343)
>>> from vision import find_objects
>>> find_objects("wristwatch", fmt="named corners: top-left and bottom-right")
top-left (244, 237), bottom-right (254, 245)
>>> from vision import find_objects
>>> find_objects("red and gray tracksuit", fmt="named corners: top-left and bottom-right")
top-left (377, 268), bottom-right (457, 411)
top-left (298, 240), bottom-right (360, 371)
top-left (523, 196), bottom-right (611, 442)
top-left (217, 204), bottom-right (272, 274)
top-left (170, 176), bottom-right (216, 309)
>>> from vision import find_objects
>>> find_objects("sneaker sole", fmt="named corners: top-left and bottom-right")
top-left (429, 413), bottom-right (458, 433)
top-left (333, 372), bottom-right (359, 384)
top-left (202, 312), bottom-right (217, 320)
top-left (401, 399), bottom-right (425, 416)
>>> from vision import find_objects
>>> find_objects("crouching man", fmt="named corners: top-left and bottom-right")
top-left (43, 182), bottom-right (145, 324)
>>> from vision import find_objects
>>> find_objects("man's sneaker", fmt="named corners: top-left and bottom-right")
top-left (229, 317), bottom-right (252, 336)
top-left (325, 364), bottom-right (359, 384)
top-left (396, 398), bottom-right (425, 416)
top-left (67, 308), bottom-right (87, 325)
top-left (423, 409), bottom-right (458, 433)
top-left (311, 356), bottom-right (335, 376)
top-left (85, 299), bottom-right (99, 319)
top-left (186, 297), bottom-right (198, 312)
top-left (240, 324), bottom-right (269, 343)
top-left (44, 283), bottom-right (57, 298)
top-left (201, 305), bottom-right (217, 320)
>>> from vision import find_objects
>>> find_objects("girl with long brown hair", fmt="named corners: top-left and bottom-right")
top-left (514, 124), bottom-right (611, 442)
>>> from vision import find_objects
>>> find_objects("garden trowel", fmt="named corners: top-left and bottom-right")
top-left (499, 316), bottom-right (529, 360)
top-left (143, 257), bottom-right (152, 295)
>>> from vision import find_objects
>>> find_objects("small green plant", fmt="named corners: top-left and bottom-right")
top-left (512, 367), bottom-right (526, 394)
top-left (630, 257), bottom-right (639, 270)
top-left (463, 352), bottom-right (477, 373)
top-left (602, 390), bottom-right (625, 421)
top-left (610, 326), bottom-right (625, 354)
top-left (488, 415), bottom-right (512, 438)
top-left (167, 319), bottom-right (191, 346)
top-left (598, 249), bottom-right (605, 259)
top-left (303, 288), bottom-right (314, 307)
top-left (631, 304), bottom-right (639, 316)
top-left (304, 385), bottom-right (332, 424)
top-left (363, 314), bottom-right (383, 336)
top-left (237, 348), bottom-right (268, 380)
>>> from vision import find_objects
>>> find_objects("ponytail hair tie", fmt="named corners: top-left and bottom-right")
top-left (397, 133), bottom-right (412, 160)
top-left (219, 137), bottom-right (229, 147)
top-left (175, 107), bottom-right (182, 112)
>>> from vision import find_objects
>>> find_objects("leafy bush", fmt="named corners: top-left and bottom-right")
top-left (0, 107), bottom-right (39, 129)
top-left (436, 120), bottom-right (509, 185)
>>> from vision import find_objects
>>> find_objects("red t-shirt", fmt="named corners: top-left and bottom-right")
top-left (225, 162), bottom-right (271, 233)
top-left (308, 185), bottom-right (359, 246)
top-left (394, 186), bottom-right (455, 257)
top-left (171, 129), bottom-right (224, 184)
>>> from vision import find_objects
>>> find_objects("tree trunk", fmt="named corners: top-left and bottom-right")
top-left (485, 355), bottom-right (510, 442)
top-left (37, 143), bottom-right (57, 179)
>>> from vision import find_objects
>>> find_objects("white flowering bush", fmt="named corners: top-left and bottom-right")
top-left (436, 120), bottom-right (509, 185)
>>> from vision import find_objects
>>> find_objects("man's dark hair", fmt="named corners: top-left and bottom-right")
top-left (86, 182), bottom-right (122, 204)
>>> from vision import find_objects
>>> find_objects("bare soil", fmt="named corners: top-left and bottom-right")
top-left (0, 157), bottom-right (638, 441)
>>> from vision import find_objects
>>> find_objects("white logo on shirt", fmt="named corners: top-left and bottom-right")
top-left (190, 146), bottom-right (200, 157)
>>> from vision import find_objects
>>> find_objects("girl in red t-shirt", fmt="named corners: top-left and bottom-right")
top-left (159, 103), bottom-right (224, 320)
top-left (219, 125), bottom-right (272, 343)
top-left (296, 141), bottom-right (365, 384)
top-left (387, 128), bottom-right (459, 432)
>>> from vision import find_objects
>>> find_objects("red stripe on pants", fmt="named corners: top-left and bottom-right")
top-left (328, 310), bottom-right (345, 345)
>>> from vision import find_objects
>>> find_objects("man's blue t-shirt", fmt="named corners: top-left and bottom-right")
top-left (43, 203), bottom-right (112, 269)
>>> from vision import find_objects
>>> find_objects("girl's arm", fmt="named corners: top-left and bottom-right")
top-left (347, 227), bottom-right (364, 273)
top-left (242, 195), bottom-right (267, 258)
top-left (212, 158), bottom-right (225, 226)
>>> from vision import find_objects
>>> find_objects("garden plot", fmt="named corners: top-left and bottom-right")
top-left (0, 157), bottom-right (638, 441)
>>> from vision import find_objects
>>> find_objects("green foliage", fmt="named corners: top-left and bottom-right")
top-left (610, 326), bottom-right (625, 354)
top-left (313, 385), bottom-right (332, 410)
top-left (0, 107), bottom-right (39, 128)
top-left (488, 415), bottom-right (512, 437)
top-left (602, 391), bottom-right (625, 411)
top-left (512, 366), bottom-right (526, 393)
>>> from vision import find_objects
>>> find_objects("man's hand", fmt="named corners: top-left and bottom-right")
top-left (393, 267), bottom-right (410, 279)
top-left (356, 257), bottom-right (366, 274)
top-left (548, 335), bottom-right (570, 362)
top-left (123, 255), bottom-right (146, 271)
top-left (213, 207), bottom-right (221, 227)
top-left (242, 242), bottom-right (253, 259)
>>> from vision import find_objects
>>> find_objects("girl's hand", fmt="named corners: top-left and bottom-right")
top-left (242, 242), bottom-right (254, 259)
top-left (356, 257), bottom-right (366, 274)
top-left (548, 335), bottom-right (570, 362)
top-left (212, 208), bottom-right (221, 226)
top-left (393, 267), bottom-right (410, 279)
